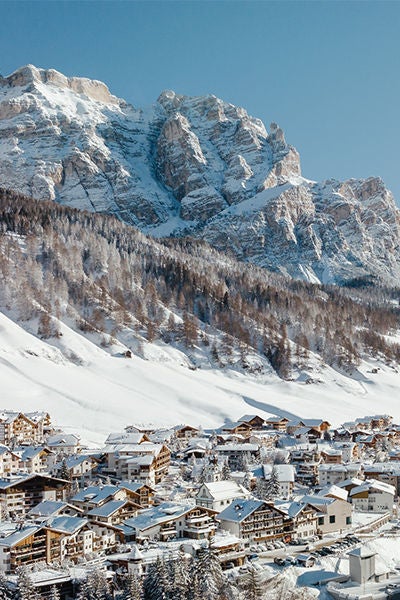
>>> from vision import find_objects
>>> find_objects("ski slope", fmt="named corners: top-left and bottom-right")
top-left (1, 311), bottom-right (400, 446)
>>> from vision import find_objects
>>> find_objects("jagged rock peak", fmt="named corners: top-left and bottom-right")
top-left (1, 64), bottom-right (120, 105)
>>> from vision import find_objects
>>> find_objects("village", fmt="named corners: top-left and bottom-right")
top-left (0, 409), bottom-right (400, 599)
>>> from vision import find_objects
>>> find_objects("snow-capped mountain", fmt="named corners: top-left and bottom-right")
top-left (1, 65), bottom-right (400, 285)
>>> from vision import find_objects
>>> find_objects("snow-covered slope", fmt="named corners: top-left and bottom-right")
top-left (2, 310), bottom-right (400, 446)
top-left (1, 65), bottom-right (400, 285)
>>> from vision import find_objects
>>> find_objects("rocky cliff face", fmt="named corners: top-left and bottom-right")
top-left (0, 65), bottom-right (399, 285)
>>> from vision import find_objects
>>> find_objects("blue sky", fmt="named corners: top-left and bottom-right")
top-left (1, 1), bottom-right (400, 200)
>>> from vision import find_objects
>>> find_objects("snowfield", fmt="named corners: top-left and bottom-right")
top-left (1, 311), bottom-right (400, 446)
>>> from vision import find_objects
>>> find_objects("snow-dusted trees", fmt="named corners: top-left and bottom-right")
top-left (0, 187), bottom-right (399, 377)
top-left (143, 557), bottom-right (170, 600)
top-left (76, 569), bottom-right (112, 600)
top-left (221, 461), bottom-right (231, 481)
top-left (15, 569), bottom-right (40, 600)
top-left (49, 585), bottom-right (61, 600)
top-left (239, 565), bottom-right (265, 600)
top-left (141, 546), bottom-right (233, 600)
top-left (0, 574), bottom-right (13, 600)
top-left (191, 543), bottom-right (233, 600)
top-left (120, 573), bottom-right (142, 600)
top-left (264, 466), bottom-right (281, 500)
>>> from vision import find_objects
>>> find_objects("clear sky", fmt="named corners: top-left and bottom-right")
top-left (1, 0), bottom-right (400, 201)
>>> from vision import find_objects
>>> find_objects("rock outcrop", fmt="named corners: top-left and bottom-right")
top-left (0, 65), bottom-right (399, 285)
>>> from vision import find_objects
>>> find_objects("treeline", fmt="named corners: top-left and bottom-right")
top-left (0, 551), bottom-right (316, 600)
top-left (0, 187), bottom-right (399, 377)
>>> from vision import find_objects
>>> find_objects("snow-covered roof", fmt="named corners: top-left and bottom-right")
top-left (87, 500), bottom-right (127, 518)
top-left (19, 446), bottom-right (49, 461)
top-left (217, 443), bottom-right (259, 452)
top-left (336, 477), bottom-right (364, 488)
top-left (301, 495), bottom-right (335, 507)
top-left (303, 419), bottom-right (329, 427)
top-left (363, 462), bottom-right (400, 476)
top-left (71, 485), bottom-right (120, 505)
top-left (123, 502), bottom-right (194, 532)
top-left (318, 464), bottom-right (351, 472)
top-left (63, 454), bottom-right (96, 468)
top-left (265, 416), bottom-right (289, 423)
top-left (262, 464), bottom-right (295, 482)
top-left (126, 454), bottom-right (154, 466)
top-left (318, 485), bottom-right (348, 501)
top-left (274, 500), bottom-right (308, 518)
top-left (28, 500), bottom-right (68, 517)
top-left (348, 547), bottom-right (376, 558)
top-left (350, 479), bottom-right (396, 496)
top-left (199, 480), bottom-right (249, 501)
top-left (119, 481), bottom-right (152, 493)
top-left (46, 433), bottom-right (80, 447)
top-left (105, 432), bottom-right (146, 445)
top-left (217, 498), bottom-right (265, 523)
top-left (320, 447), bottom-right (342, 456)
top-left (222, 421), bottom-right (252, 430)
top-left (46, 516), bottom-right (88, 534)
top-left (0, 473), bottom-right (67, 489)
top-left (238, 415), bottom-right (264, 423)
top-left (0, 526), bottom-right (43, 548)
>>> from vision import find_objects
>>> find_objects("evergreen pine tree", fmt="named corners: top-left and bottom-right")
top-left (143, 558), bottom-right (169, 600)
top-left (16, 569), bottom-right (39, 600)
top-left (121, 573), bottom-right (142, 600)
top-left (192, 542), bottom-right (232, 600)
top-left (221, 461), bottom-right (231, 481)
top-left (265, 465), bottom-right (281, 499)
top-left (58, 459), bottom-right (70, 481)
top-left (239, 565), bottom-right (265, 600)
top-left (0, 573), bottom-right (13, 600)
top-left (87, 569), bottom-right (111, 600)
top-left (254, 478), bottom-right (269, 500)
top-left (75, 578), bottom-right (91, 600)
top-left (169, 551), bottom-right (190, 600)
top-left (49, 585), bottom-right (61, 600)
top-left (243, 470), bottom-right (253, 490)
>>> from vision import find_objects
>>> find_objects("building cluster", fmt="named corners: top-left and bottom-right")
top-left (0, 409), bottom-right (398, 592)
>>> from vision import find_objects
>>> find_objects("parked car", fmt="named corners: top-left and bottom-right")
top-left (249, 554), bottom-right (259, 561)
top-left (274, 557), bottom-right (286, 566)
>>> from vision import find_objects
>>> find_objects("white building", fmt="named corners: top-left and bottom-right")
top-left (196, 480), bottom-right (250, 512)
top-left (318, 463), bottom-right (362, 487)
top-left (262, 464), bottom-right (295, 499)
top-left (349, 479), bottom-right (395, 513)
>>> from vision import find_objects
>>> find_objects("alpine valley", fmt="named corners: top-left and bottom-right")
top-left (0, 65), bottom-right (399, 442)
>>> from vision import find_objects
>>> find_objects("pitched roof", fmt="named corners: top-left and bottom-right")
top-left (87, 500), bottom-right (127, 518)
top-left (199, 481), bottom-right (249, 501)
top-left (71, 485), bottom-right (120, 505)
top-left (217, 498), bottom-right (265, 523)
top-left (28, 500), bottom-right (68, 517)
top-left (46, 433), bottom-right (80, 447)
top-left (123, 502), bottom-right (193, 532)
top-left (318, 485), bottom-right (348, 501)
top-left (46, 516), bottom-right (88, 534)
top-left (0, 526), bottom-right (42, 548)
top-left (118, 481), bottom-right (152, 493)
top-left (350, 479), bottom-right (396, 496)
top-left (274, 500), bottom-right (309, 518)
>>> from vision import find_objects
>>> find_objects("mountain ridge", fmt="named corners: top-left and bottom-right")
top-left (0, 65), bottom-right (400, 285)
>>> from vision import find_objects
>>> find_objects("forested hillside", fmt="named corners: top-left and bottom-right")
top-left (1, 188), bottom-right (399, 379)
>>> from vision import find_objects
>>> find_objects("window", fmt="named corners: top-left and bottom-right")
top-left (346, 516), bottom-right (351, 525)
top-left (329, 515), bottom-right (335, 524)
top-left (318, 517), bottom-right (324, 525)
